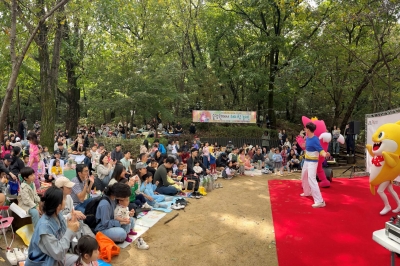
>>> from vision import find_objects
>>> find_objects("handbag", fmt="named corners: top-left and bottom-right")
top-left (96, 231), bottom-right (120, 262)
top-left (185, 175), bottom-right (199, 191)
top-left (9, 180), bottom-right (19, 195)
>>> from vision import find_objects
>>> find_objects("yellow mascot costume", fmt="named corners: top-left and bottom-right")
top-left (366, 121), bottom-right (400, 215)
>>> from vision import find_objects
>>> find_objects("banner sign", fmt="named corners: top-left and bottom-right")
top-left (366, 109), bottom-right (400, 181)
top-left (192, 110), bottom-right (257, 123)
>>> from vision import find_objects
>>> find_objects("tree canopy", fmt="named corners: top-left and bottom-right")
top-left (1, 0), bottom-right (400, 144)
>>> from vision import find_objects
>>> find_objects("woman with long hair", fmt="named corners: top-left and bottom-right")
top-left (1, 138), bottom-right (12, 159)
top-left (108, 164), bottom-right (126, 186)
top-left (25, 186), bottom-right (80, 266)
top-left (95, 183), bottom-right (143, 244)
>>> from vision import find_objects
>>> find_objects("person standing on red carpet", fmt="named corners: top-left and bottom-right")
top-left (300, 122), bottom-right (330, 208)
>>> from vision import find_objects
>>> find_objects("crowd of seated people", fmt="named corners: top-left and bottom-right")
top-left (0, 121), bottom-right (326, 265)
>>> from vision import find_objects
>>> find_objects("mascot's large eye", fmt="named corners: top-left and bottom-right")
top-left (378, 132), bottom-right (384, 139)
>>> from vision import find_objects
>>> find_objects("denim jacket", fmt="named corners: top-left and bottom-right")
top-left (25, 213), bottom-right (75, 266)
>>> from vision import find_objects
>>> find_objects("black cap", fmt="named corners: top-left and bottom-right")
top-left (54, 150), bottom-right (60, 155)
top-left (3, 154), bottom-right (13, 162)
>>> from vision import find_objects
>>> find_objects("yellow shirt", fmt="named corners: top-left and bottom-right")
top-left (51, 166), bottom-right (62, 175)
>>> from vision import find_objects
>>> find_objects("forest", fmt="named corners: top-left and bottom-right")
top-left (0, 0), bottom-right (400, 148)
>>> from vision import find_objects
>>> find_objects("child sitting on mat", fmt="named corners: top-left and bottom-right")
top-left (114, 197), bottom-right (137, 242)
top-left (140, 173), bottom-right (168, 208)
top-left (244, 154), bottom-right (254, 171)
top-left (166, 168), bottom-right (182, 191)
top-left (18, 167), bottom-right (41, 227)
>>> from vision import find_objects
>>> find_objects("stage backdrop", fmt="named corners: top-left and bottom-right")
top-left (192, 110), bottom-right (257, 123)
top-left (366, 108), bottom-right (400, 180)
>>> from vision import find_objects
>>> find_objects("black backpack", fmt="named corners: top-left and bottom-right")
top-left (84, 196), bottom-right (111, 232)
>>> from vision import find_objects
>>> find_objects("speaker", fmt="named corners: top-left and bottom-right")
top-left (349, 121), bottom-right (360, 135)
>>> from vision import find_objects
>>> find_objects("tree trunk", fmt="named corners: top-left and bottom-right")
top-left (0, 0), bottom-right (69, 141)
top-left (39, 3), bottom-right (65, 150)
top-left (64, 20), bottom-right (82, 137)
top-left (267, 49), bottom-right (278, 129)
top-left (16, 85), bottom-right (21, 123)
top-left (65, 70), bottom-right (80, 136)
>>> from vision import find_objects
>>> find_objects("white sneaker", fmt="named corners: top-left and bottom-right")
top-left (6, 250), bottom-right (17, 265)
top-left (171, 203), bottom-right (185, 210)
top-left (23, 248), bottom-right (28, 258)
top-left (312, 201), bottom-right (326, 208)
top-left (136, 237), bottom-right (149, 250)
top-left (13, 248), bottom-right (25, 261)
top-left (143, 202), bottom-right (152, 209)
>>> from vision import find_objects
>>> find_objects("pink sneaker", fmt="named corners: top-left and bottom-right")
top-left (125, 235), bottom-right (133, 242)
top-left (129, 229), bottom-right (138, 236)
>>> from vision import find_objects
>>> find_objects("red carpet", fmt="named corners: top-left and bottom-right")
top-left (269, 177), bottom-right (400, 266)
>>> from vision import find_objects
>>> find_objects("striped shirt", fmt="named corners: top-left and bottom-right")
top-left (304, 136), bottom-right (324, 162)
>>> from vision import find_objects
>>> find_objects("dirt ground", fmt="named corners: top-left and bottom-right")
top-left (1, 168), bottom-right (354, 266)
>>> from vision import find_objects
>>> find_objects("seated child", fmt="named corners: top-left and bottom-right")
top-left (74, 235), bottom-right (100, 266)
top-left (166, 169), bottom-right (182, 191)
top-left (17, 167), bottom-right (40, 227)
top-left (222, 161), bottom-right (234, 180)
top-left (289, 155), bottom-right (300, 172)
top-left (50, 159), bottom-right (63, 180)
top-left (175, 162), bottom-right (184, 177)
top-left (244, 155), bottom-right (254, 171)
top-left (114, 197), bottom-right (137, 243)
top-left (140, 174), bottom-right (168, 208)
top-left (36, 154), bottom-right (46, 184)
top-left (23, 155), bottom-right (29, 166)
top-left (147, 160), bottom-right (158, 173)
top-left (193, 162), bottom-right (203, 176)
top-left (125, 175), bottom-right (149, 209)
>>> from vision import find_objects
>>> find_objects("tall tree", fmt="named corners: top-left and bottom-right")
top-left (0, 0), bottom-right (69, 141)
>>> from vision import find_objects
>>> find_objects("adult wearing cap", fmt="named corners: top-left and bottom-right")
top-left (226, 141), bottom-right (234, 155)
top-left (0, 154), bottom-right (18, 181)
top-left (55, 177), bottom-right (94, 237)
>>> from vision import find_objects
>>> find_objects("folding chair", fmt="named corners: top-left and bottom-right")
top-left (0, 206), bottom-right (15, 250)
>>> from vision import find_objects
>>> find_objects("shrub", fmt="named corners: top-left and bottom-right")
top-left (96, 137), bottom-right (168, 159)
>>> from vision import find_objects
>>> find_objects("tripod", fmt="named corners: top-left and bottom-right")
top-left (342, 156), bottom-right (365, 178)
